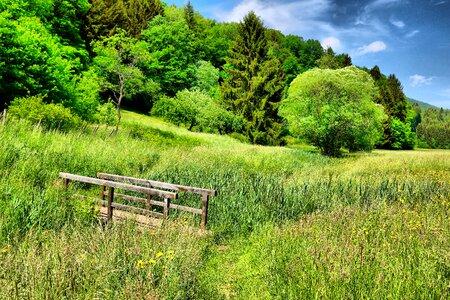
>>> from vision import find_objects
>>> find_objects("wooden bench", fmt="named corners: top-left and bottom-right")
top-left (97, 173), bottom-right (217, 229)
top-left (59, 172), bottom-right (216, 229)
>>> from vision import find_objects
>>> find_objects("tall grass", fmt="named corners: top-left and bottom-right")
top-left (0, 113), bottom-right (449, 299)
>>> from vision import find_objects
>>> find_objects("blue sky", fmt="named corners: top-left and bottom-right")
top-left (166, 0), bottom-right (450, 108)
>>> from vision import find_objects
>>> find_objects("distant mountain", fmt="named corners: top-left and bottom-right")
top-left (407, 98), bottom-right (439, 109)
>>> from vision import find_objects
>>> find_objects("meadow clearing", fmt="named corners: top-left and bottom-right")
top-left (0, 111), bottom-right (448, 299)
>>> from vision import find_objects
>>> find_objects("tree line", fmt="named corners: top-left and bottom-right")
top-left (0, 0), bottom-right (447, 155)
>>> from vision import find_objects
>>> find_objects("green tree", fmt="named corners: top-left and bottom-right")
top-left (193, 60), bottom-right (220, 99)
top-left (279, 66), bottom-right (385, 157)
top-left (221, 11), bottom-right (285, 145)
top-left (0, 13), bottom-right (82, 109)
top-left (183, 0), bottom-right (196, 31)
top-left (92, 30), bottom-right (155, 123)
top-left (141, 16), bottom-right (196, 95)
top-left (317, 48), bottom-right (352, 69)
top-left (85, 0), bottom-right (163, 41)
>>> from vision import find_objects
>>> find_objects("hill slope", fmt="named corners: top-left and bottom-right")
top-left (407, 97), bottom-right (438, 109)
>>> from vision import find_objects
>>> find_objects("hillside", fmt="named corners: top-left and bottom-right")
top-left (407, 98), bottom-right (439, 109)
top-left (0, 112), bottom-right (449, 299)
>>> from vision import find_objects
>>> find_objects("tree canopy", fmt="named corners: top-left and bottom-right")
top-left (280, 67), bottom-right (385, 157)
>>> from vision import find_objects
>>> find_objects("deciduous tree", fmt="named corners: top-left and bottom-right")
top-left (280, 66), bottom-right (385, 157)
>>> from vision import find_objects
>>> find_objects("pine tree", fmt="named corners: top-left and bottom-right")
top-left (85, 0), bottom-right (164, 41)
top-left (221, 12), bottom-right (285, 145)
top-left (184, 1), bottom-right (196, 31)
top-left (122, 0), bottom-right (164, 37)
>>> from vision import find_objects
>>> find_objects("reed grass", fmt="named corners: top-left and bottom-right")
top-left (0, 113), bottom-right (448, 299)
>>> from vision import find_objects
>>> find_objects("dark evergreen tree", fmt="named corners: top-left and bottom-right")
top-left (221, 12), bottom-right (285, 145)
top-left (85, 0), bottom-right (163, 41)
top-left (386, 74), bottom-right (407, 121)
top-left (122, 0), bottom-right (164, 37)
top-left (184, 1), bottom-right (196, 31)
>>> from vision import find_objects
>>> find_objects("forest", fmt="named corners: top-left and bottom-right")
top-left (1, 0), bottom-right (448, 155)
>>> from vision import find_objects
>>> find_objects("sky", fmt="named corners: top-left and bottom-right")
top-left (166, 0), bottom-right (450, 108)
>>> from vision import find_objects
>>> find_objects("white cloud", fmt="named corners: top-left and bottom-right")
top-left (321, 37), bottom-right (342, 51)
top-left (354, 41), bottom-right (387, 56)
top-left (215, 0), bottom-right (336, 36)
top-left (430, 0), bottom-right (447, 5)
top-left (389, 17), bottom-right (405, 28)
top-left (405, 30), bottom-right (420, 38)
top-left (409, 74), bottom-right (434, 87)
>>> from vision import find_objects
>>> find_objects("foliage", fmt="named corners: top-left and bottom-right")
top-left (389, 118), bottom-right (416, 150)
top-left (416, 108), bottom-right (450, 148)
top-left (141, 16), bottom-right (196, 95)
top-left (8, 95), bottom-right (81, 130)
top-left (152, 90), bottom-right (243, 134)
top-left (92, 30), bottom-right (155, 122)
top-left (280, 67), bottom-right (385, 157)
top-left (193, 60), bottom-right (220, 99)
top-left (221, 12), bottom-right (285, 145)
top-left (316, 48), bottom-right (352, 69)
top-left (71, 69), bottom-right (102, 121)
top-left (0, 13), bottom-right (83, 108)
top-left (0, 0), bottom-right (90, 48)
top-left (368, 66), bottom-right (412, 149)
top-left (85, 0), bottom-right (163, 40)
top-left (93, 102), bottom-right (117, 125)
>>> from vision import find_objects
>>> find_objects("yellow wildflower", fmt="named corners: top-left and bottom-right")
top-left (136, 259), bottom-right (147, 269)
top-left (156, 252), bottom-right (164, 258)
top-left (149, 259), bottom-right (156, 265)
top-left (167, 250), bottom-right (174, 255)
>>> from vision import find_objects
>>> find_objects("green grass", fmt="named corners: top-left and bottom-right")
top-left (0, 112), bottom-right (449, 299)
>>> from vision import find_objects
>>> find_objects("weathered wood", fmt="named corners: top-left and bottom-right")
top-left (201, 194), bottom-right (209, 229)
top-left (59, 172), bottom-right (177, 199)
top-left (100, 185), bottom-right (106, 201)
top-left (97, 173), bottom-right (217, 196)
top-left (107, 187), bottom-right (114, 221)
top-left (63, 178), bottom-right (69, 189)
top-left (98, 200), bottom-right (164, 218)
top-left (146, 193), bottom-right (152, 211)
top-left (164, 198), bottom-right (170, 218)
top-left (107, 192), bottom-right (203, 214)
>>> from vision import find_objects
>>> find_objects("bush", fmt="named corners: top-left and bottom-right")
top-left (280, 67), bottom-right (385, 157)
top-left (93, 102), bottom-right (117, 126)
top-left (151, 90), bottom-right (244, 134)
top-left (389, 118), bottom-right (415, 150)
top-left (8, 95), bottom-right (81, 131)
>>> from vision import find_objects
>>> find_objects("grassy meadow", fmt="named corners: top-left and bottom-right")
top-left (0, 111), bottom-right (449, 299)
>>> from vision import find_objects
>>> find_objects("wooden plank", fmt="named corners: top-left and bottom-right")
top-left (170, 203), bottom-right (202, 215)
top-left (109, 193), bottom-right (165, 207)
top-left (107, 187), bottom-right (114, 221)
top-left (109, 193), bottom-right (202, 214)
top-left (164, 198), bottom-right (170, 217)
top-left (97, 200), bottom-right (164, 218)
top-left (201, 194), bottom-right (209, 229)
top-left (59, 172), bottom-right (177, 199)
top-left (100, 185), bottom-right (106, 201)
top-left (97, 173), bottom-right (217, 196)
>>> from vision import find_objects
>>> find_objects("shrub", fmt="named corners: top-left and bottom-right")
top-left (280, 67), bottom-right (385, 157)
top-left (389, 118), bottom-right (415, 150)
top-left (151, 90), bottom-right (243, 134)
top-left (8, 95), bottom-right (81, 131)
